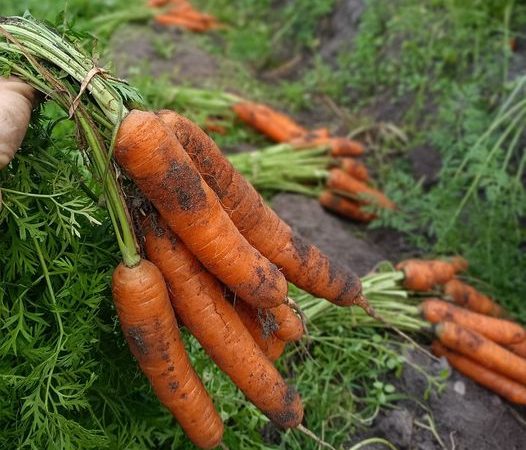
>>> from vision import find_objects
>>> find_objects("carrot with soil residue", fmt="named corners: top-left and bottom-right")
top-left (157, 110), bottom-right (368, 311)
top-left (112, 259), bottom-right (223, 449)
top-left (443, 279), bottom-right (504, 317)
top-left (115, 110), bottom-right (288, 308)
top-left (319, 190), bottom-right (375, 223)
top-left (142, 216), bottom-right (303, 427)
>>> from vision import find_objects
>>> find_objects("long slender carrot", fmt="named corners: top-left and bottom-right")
top-left (421, 299), bottom-right (525, 344)
top-left (338, 158), bottom-right (369, 182)
top-left (112, 259), bottom-right (223, 449)
top-left (327, 169), bottom-right (395, 209)
top-left (436, 321), bottom-right (526, 385)
top-left (142, 216), bottom-right (304, 428)
top-left (319, 190), bottom-right (375, 223)
top-left (396, 259), bottom-right (458, 291)
top-left (507, 340), bottom-right (526, 358)
top-left (157, 110), bottom-right (368, 311)
top-left (115, 110), bottom-right (287, 309)
top-left (432, 341), bottom-right (526, 405)
top-left (443, 279), bottom-right (504, 317)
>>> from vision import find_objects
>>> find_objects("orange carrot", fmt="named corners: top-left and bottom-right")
top-left (448, 256), bottom-right (468, 273)
top-left (432, 341), bottom-right (526, 405)
top-left (329, 138), bottom-right (366, 157)
top-left (112, 259), bottom-right (223, 449)
top-left (319, 190), bottom-right (375, 223)
top-left (507, 340), bottom-right (526, 358)
top-left (396, 259), bottom-right (459, 291)
top-left (143, 217), bottom-right (304, 428)
top-left (157, 111), bottom-right (368, 311)
top-left (338, 158), bottom-right (369, 181)
top-left (327, 169), bottom-right (395, 209)
top-left (421, 299), bottom-right (525, 344)
top-left (443, 279), bottom-right (504, 317)
top-left (115, 110), bottom-right (288, 308)
top-left (436, 321), bottom-right (526, 385)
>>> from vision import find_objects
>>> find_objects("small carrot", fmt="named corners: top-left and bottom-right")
top-left (507, 340), bottom-right (526, 358)
top-left (143, 216), bottom-right (304, 428)
top-left (421, 299), bottom-right (525, 344)
top-left (432, 341), bottom-right (526, 405)
top-left (338, 158), bottom-right (369, 182)
top-left (112, 259), bottom-right (223, 449)
top-left (157, 110), bottom-right (369, 311)
top-left (319, 190), bottom-right (375, 223)
top-left (327, 169), bottom-right (395, 210)
top-left (443, 279), bottom-right (504, 317)
top-left (396, 259), bottom-right (458, 291)
top-left (329, 138), bottom-right (366, 157)
top-left (115, 110), bottom-right (288, 309)
top-left (436, 321), bottom-right (526, 385)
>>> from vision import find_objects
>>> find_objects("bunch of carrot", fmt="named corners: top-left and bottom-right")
top-left (147, 0), bottom-right (222, 32)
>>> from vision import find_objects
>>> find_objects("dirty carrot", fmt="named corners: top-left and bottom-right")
top-left (396, 259), bottom-right (458, 291)
top-left (115, 110), bottom-right (288, 308)
top-left (421, 299), bottom-right (525, 344)
top-left (112, 259), bottom-right (223, 449)
top-left (338, 158), bottom-right (369, 181)
top-left (319, 190), bottom-right (375, 223)
top-left (436, 321), bottom-right (526, 385)
top-left (142, 216), bottom-right (304, 428)
top-left (507, 340), bottom-right (526, 358)
top-left (327, 169), bottom-right (395, 209)
top-left (158, 110), bottom-right (369, 311)
top-left (432, 341), bottom-right (526, 405)
top-left (443, 279), bottom-right (504, 317)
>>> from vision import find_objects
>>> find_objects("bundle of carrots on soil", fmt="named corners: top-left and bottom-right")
top-left (0, 15), bottom-right (382, 448)
top-left (148, 0), bottom-right (222, 31)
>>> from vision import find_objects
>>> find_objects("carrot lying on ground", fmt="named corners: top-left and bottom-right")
top-left (142, 216), bottom-right (304, 428)
top-left (338, 158), bottom-right (369, 181)
top-left (112, 259), bottom-right (223, 449)
top-left (443, 278), bottom-right (504, 317)
top-left (507, 340), bottom-right (526, 358)
top-left (432, 341), bottom-right (526, 405)
top-left (421, 299), bottom-right (525, 344)
top-left (319, 190), bottom-right (375, 223)
top-left (157, 110), bottom-right (369, 311)
top-left (151, 0), bottom-right (221, 32)
top-left (436, 321), bottom-right (526, 385)
top-left (115, 110), bottom-right (288, 308)
top-left (291, 135), bottom-right (365, 157)
top-left (327, 169), bottom-right (395, 210)
top-left (396, 258), bottom-right (465, 291)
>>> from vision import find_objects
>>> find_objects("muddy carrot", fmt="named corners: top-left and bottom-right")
top-left (338, 158), bottom-right (369, 181)
top-left (436, 321), bottom-right (526, 385)
top-left (432, 341), bottom-right (526, 405)
top-left (157, 111), bottom-right (368, 311)
top-left (142, 216), bottom-right (303, 428)
top-left (319, 190), bottom-right (375, 223)
top-left (115, 110), bottom-right (288, 308)
top-left (112, 259), bottom-right (223, 449)
top-left (421, 299), bottom-right (525, 344)
top-left (443, 279), bottom-right (504, 317)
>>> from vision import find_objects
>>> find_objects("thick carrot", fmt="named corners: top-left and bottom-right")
top-left (421, 299), bottom-right (525, 344)
top-left (443, 279), bottom-right (504, 317)
top-left (329, 138), bottom-right (366, 157)
top-left (338, 158), bottom-right (369, 182)
top-left (112, 259), bottom-right (223, 449)
top-left (142, 217), bottom-right (304, 428)
top-left (115, 110), bottom-right (287, 308)
top-left (507, 340), bottom-right (526, 358)
top-left (396, 259), bottom-right (457, 291)
top-left (327, 169), bottom-right (395, 209)
top-left (157, 110), bottom-right (367, 310)
top-left (436, 321), bottom-right (526, 385)
top-left (319, 190), bottom-right (375, 223)
top-left (432, 341), bottom-right (526, 405)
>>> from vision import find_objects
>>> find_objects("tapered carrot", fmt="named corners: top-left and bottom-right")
top-left (432, 341), bottom-right (526, 405)
top-left (327, 169), bottom-right (395, 210)
top-left (319, 190), bottom-right (375, 223)
top-left (338, 158), bottom-right (369, 181)
top-left (112, 259), bottom-right (223, 449)
top-left (142, 217), bottom-right (304, 428)
top-left (396, 259), bottom-right (459, 291)
top-left (115, 110), bottom-right (288, 308)
top-left (507, 340), bottom-right (526, 358)
top-left (443, 279), bottom-right (504, 317)
top-left (157, 110), bottom-right (368, 311)
top-left (448, 256), bottom-right (468, 273)
top-left (421, 299), bottom-right (525, 344)
top-left (436, 321), bottom-right (526, 385)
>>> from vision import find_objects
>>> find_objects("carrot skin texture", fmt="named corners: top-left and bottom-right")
top-left (432, 341), bottom-right (526, 405)
top-left (421, 299), bottom-right (525, 344)
top-left (507, 340), bottom-right (526, 358)
top-left (339, 158), bottom-right (369, 181)
top-left (319, 190), bottom-right (375, 223)
top-left (436, 321), bottom-right (526, 385)
top-left (157, 110), bottom-right (365, 308)
top-left (115, 110), bottom-right (287, 308)
top-left (143, 218), bottom-right (304, 427)
top-left (443, 279), bottom-right (504, 317)
top-left (112, 260), bottom-right (223, 449)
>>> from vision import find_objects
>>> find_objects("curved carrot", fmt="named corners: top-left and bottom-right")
top-left (432, 341), bottom-right (526, 405)
top-left (319, 190), bottom-right (375, 223)
top-left (421, 299), bottom-right (525, 344)
top-left (142, 217), bottom-right (303, 428)
top-left (115, 110), bottom-right (287, 309)
top-left (338, 158), bottom-right (369, 181)
top-left (327, 169), bottom-right (395, 209)
top-left (507, 340), bottom-right (526, 358)
top-left (157, 110), bottom-right (367, 310)
top-left (443, 279), bottom-right (504, 317)
top-left (436, 321), bottom-right (526, 385)
top-left (112, 259), bottom-right (223, 449)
